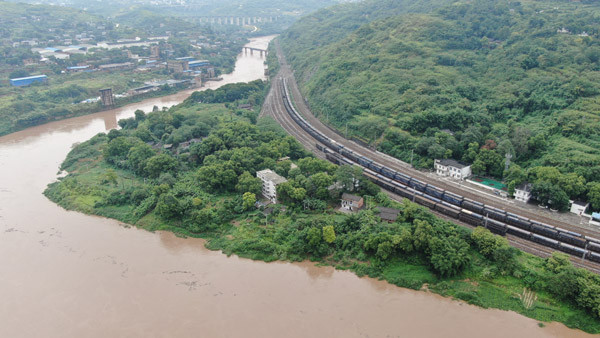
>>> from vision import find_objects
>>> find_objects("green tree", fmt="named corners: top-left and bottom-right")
top-left (236, 171), bottom-right (262, 194)
top-left (335, 165), bottom-right (363, 192)
top-left (156, 193), bottom-right (182, 219)
top-left (588, 182), bottom-right (600, 211)
top-left (102, 169), bottom-right (118, 185)
top-left (127, 144), bottom-right (155, 175)
top-left (428, 235), bottom-right (470, 277)
top-left (532, 181), bottom-right (570, 211)
top-left (472, 148), bottom-right (504, 178)
top-left (242, 192), bottom-right (256, 211)
top-left (144, 153), bottom-right (177, 178)
top-left (322, 225), bottom-right (336, 244)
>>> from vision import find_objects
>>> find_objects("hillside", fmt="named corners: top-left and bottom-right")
top-left (0, 1), bottom-right (134, 42)
top-left (280, 0), bottom-right (600, 211)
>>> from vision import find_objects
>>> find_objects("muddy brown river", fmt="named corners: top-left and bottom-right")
top-left (0, 36), bottom-right (592, 338)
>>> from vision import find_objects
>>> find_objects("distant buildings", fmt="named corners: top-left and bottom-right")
top-left (10, 75), bottom-right (48, 87)
top-left (434, 159), bottom-right (472, 180)
top-left (98, 62), bottom-right (134, 71)
top-left (514, 182), bottom-right (532, 203)
top-left (257, 169), bottom-right (287, 204)
top-left (341, 193), bottom-right (363, 211)
top-left (167, 60), bottom-right (189, 73)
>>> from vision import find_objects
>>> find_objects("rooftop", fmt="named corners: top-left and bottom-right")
top-left (376, 207), bottom-right (401, 222)
top-left (572, 200), bottom-right (589, 207)
top-left (342, 193), bottom-right (363, 202)
top-left (10, 74), bottom-right (47, 81)
top-left (436, 158), bottom-right (470, 169)
top-left (257, 169), bottom-right (287, 185)
top-left (516, 182), bottom-right (533, 192)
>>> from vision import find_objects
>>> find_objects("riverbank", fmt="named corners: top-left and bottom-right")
top-left (43, 83), bottom-right (600, 334)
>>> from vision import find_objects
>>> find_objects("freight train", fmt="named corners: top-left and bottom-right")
top-left (281, 79), bottom-right (600, 263)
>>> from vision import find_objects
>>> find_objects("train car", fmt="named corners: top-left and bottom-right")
top-left (409, 178), bottom-right (427, 192)
top-left (357, 156), bottom-right (372, 168)
top-left (340, 148), bottom-right (358, 163)
top-left (415, 194), bottom-right (436, 209)
top-left (395, 172), bottom-right (411, 185)
top-left (482, 206), bottom-right (506, 222)
top-left (441, 191), bottom-right (463, 206)
top-left (559, 242), bottom-right (586, 258)
top-left (434, 202), bottom-right (461, 218)
top-left (462, 199), bottom-right (485, 214)
top-left (557, 232), bottom-right (587, 248)
top-left (325, 153), bottom-right (342, 165)
top-left (423, 194), bottom-right (441, 204)
top-left (395, 184), bottom-right (412, 199)
top-left (507, 225), bottom-right (531, 240)
top-left (531, 234), bottom-right (560, 249)
top-left (425, 184), bottom-right (444, 199)
top-left (459, 209), bottom-right (483, 227)
top-left (373, 174), bottom-right (396, 192)
top-left (506, 213), bottom-right (531, 230)
top-left (588, 251), bottom-right (600, 263)
top-left (530, 222), bottom-right (559, 239)
top-left (486, 219), bottom-right (507, 236)
top-left (381, 166), bottom-right (396, 180)
top-left (370, 162), bottom-right (383, 174)
top-left (586, 239), bottom-right (600, 254)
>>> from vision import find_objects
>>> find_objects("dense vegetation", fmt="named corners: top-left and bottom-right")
top-left (280, 0), bottom-right (600, 211)
top-left (44, 81), bottom-right (600, 332)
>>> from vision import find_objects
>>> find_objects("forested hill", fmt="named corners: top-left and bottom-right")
top-left (280, 0), bottom-right (600, 212)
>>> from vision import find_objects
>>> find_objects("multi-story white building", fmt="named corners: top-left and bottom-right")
top-left (514, 182), bottom-right (532, 203)
top-left (256, 169), bottom-right (287, 204)
top-left (434, 159), bottom-right (472, 180)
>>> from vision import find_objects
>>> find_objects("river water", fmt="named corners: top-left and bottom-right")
top-left (0, 36), bottom-right (591, 338)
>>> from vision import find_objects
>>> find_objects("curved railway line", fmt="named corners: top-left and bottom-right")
top-left (262, 41), bottom-right (600, 272)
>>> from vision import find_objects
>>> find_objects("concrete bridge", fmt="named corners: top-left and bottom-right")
top-left (197, 16), bottom-right (277, 26)
top-left (243, 47), bottom-right (268, 57)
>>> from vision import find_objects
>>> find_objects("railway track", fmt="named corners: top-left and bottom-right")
top-left (263, 41), bottom-right (600, 272)
top-left (273, 42), bottom-right (600, 240)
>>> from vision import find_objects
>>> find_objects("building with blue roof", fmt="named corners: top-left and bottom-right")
top-left (10, 75), bottom-right (48, 87)
top-left (188, 60), bottom-right (210, 69)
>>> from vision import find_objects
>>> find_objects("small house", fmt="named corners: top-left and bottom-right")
top-left (341, 193), bottom-right (363, 211)
top-left (434, 159), bottom-right (471, 180)
top-left (591, 213), bottom-right (600, 227)
top-left (514, 182), bottom-right (532, 203)
top-left (377, 207), bottom-right (400, 223)
top-left (570, 201), bottom-right (589, 216)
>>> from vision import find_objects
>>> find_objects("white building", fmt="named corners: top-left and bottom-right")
top-left (570, 201), bottom-right (589, 215)
top-left (514, 182), bottom-right (532, 203)
top-left (341, 193), bottom-right (364, 211)
top-left (434, 159), bottom-right (472, 180)
top-left (256, 169), bottom-right (287, 204)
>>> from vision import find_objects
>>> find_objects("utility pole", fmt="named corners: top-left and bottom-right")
top-left (345, 121), bottom-right (348, 138)
top-left (505, 152), bottom-right (513, 172)
top-left (410, 149), bottom-right (414, 168)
